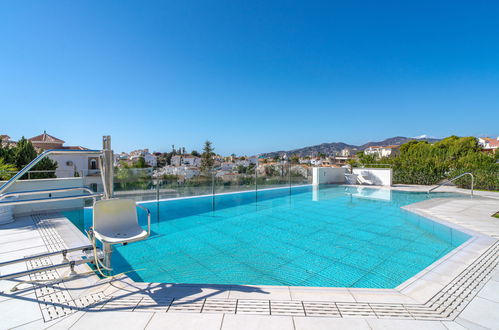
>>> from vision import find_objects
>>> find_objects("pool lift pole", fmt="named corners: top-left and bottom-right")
top-left (100, 136), bottom-right (114, 274)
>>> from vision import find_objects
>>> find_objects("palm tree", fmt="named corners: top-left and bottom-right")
top-left (0, 158), bottom-right (17, 180)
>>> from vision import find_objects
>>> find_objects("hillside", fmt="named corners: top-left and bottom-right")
top-left (260, 136), bottom-right (440, 158)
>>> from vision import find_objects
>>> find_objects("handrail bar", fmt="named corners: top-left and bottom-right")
top-left (0, 257), bottom-right (96, 281)
top-left (0, 245), bottom-right (93, 268)
top-left (137, 204), bottom-right (151, 236)
top-left (0, 187), bottom-right (96, 200)
top-left (0, 193), bottom-right (103, 206)
top-left (0, 149), bottom-right (102, 195)
top-left (428, 172), bottom-right (474, 196)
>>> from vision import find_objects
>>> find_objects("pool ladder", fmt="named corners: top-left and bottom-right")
top-left (428, 172), bottom-right (474, 196)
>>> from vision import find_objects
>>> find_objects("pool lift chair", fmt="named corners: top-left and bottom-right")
top-left (0, 136), bottom-right (150, 283)
top-left (90, 198), bottom-right (151, 274)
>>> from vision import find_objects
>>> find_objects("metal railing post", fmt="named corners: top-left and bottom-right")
top-left (255, 161), bottom-right (258, 203)
top-left (211, 170), bottom-right (215, 211)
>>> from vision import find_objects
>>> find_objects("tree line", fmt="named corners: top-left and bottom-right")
top-left (0, 137), bottom-right (58, 180)
top-left (355, 136), bottom-right (498, 191)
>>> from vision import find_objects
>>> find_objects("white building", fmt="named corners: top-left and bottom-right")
top-left (143, 153), bottom-right (157, 167)
top-left (247, 157), bottom-right (258, 165)
top-left (364, 145), bottom-right (400, 158)
top-left (340, 148), bottom-right (353, 157)
top-left (310, 158), bottom-right (323, 166)
top-left (235, 159), bottom-right (251, 167)
top-left (220, 162), bottom-right (237, 171)
top-left (160, 166), bottom-right (200, 179)
top-left (478, 137), bottom-right (499, 152)
top-left (129, 149), bottom-right (157, 167)
top-left (171, 155), bottom-right (201, 167)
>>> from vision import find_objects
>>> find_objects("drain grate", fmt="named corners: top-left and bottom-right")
top-left (302, 301), bottom-right (341, 317)
top-left (202, 299), bottom-right (237, 313)
top-left (236, 299), bottom-right (270, 315)
top-left (270, 300), bottom-right (306, 316)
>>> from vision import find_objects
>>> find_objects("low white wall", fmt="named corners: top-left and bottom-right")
top-left (0, 177), bottom-right (85, 216)
top-left (352, 168), bottom-right (392, 186)
top-left (312, 167), bottom-right (346, 185)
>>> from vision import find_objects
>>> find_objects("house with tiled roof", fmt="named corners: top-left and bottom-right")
top-left (478, 137), bottom-right (499, 154)
top-left (0, 134), bottom-right (16, 147)
top-left (28, 131), bottom-right (65, 150)
top-left (25, 132), bottom-right (102, 188)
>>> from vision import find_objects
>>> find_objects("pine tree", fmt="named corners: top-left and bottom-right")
top-left (13, 137), bottom-right (58, 179)
top-left (201, 141), bottom-right (215, 174)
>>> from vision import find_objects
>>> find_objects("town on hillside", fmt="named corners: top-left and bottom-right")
top-left (1, 132), bottom-right (498, 195)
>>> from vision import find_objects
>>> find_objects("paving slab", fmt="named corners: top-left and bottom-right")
top-left (294, 316), bottom-right (370, 330)
top-left (222, 314), bottom-right (294, 330)
top-left (70, 311), bottom-right (153, 330)
top-left (146, 312), bottom-right (224, 330)
top-left (367, 319), bottom-right (448, 330)
top-left (457, 296), bottom-right (499, 330)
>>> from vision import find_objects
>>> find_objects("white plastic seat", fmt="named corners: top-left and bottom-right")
top-left (92, 199), bottom-right (150, 245)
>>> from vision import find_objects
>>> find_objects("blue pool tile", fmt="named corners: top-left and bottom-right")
top-left (64, 185), bottom-right (470, 288)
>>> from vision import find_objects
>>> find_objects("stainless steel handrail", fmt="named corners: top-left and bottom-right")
top-left (0, 149), bottom-right (102, 195)
top-left (0, 257), bottom-right (96, 281)
top-left (428, 172), bottom-right (474, 196)
top-left (0, 187), bottom-right (97, 200)
top-left (0, 245), bottom-right (93, 267)
top-left (137, 204), bottom-right (151, 236)
top-left (0, 193), bottom-right (103, 206)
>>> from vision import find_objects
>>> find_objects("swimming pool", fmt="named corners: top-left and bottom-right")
top-left (65, 185), bottom-right (470, 288)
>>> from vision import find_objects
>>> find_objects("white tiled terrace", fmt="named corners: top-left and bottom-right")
top-left (0, 185), bottom-right (498, 330)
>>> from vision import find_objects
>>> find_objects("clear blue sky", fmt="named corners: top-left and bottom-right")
top-left (1, 1), bottom-right (498, 155)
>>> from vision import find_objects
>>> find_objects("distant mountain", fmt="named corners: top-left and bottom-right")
top-left (260, 142), bottom-right (358, 158)
top-left (260, 136), bottom-right (441, 158)
top-left (359, 136), bottom-right (440, 150)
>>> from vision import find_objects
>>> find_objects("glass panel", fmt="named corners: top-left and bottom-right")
top-left (289, 164), bottom-right (312, 186)
top-left (257, 162), bottom-right (289, 190)
top-left (156, 170), bottom-right (212, 199)
top-left (113, 167), bottom-right (155, 202)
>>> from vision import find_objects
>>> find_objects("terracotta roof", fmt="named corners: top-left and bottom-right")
top-left (28, 131), bottom-right (65, 144)
top-left (0, 134), bottom-right (11, 140)
top-left (486, 140), bottom-right (499, 147)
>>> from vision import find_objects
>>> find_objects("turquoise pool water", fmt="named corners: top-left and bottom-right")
top-left (65, 185), bottom-right (470, 288)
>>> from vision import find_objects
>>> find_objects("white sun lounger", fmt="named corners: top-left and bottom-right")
top-left (357, 173), bottom-right (374, 185)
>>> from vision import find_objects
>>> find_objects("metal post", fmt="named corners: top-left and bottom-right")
top-left (102, 136), bottom-right (114, 199)
top-left (255, 160), bottom-right (258, 204)
top-left (211, 171), bottom-right (215, 212)
top-left (102, 242), bottom-right (113, 274)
